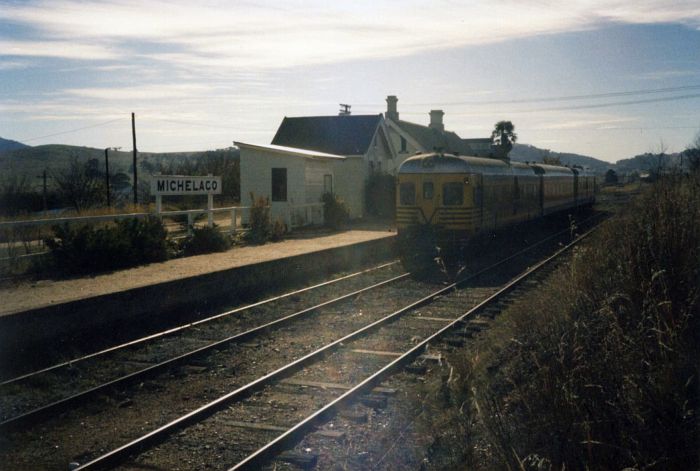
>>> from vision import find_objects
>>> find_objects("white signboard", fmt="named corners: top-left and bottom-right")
top-left (151, 175), bottom-right (222, 195)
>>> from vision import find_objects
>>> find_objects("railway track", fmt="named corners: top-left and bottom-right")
top-left (0, 213), bottom-right (606, 470)
top-left (0, 261), bottom-right (407, 429)
top-left (68, 216), bottom-right (603, 470)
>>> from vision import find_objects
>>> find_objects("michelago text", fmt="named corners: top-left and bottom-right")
top-left (151, 176), bottom-right (222, 196)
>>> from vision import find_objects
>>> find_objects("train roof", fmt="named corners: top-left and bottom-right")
top-left (398, 153), bottom-right (512, 176)
top-left (529, 163), bottom-right (575, 177)
top-left (398, 152), bottom-right (579, 177)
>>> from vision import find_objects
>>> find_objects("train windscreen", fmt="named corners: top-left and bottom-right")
top-left (443, 182), bottom-right (464, 205)
top-left (399, 182), bottom-right (416, 205)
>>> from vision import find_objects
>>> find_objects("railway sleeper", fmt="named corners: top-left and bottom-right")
top-left (339, 408), bottom-right (368, 423)
top-left (442, 336), bottom-right (466, 347)
top-left (480, 307), bottom-right (501, 319)
top-left (404, 364), bottom-right (428, 375)
top-left (278, 450), bottom-right (319, 470)
top-left (360, 394), bottom-right (388, 409)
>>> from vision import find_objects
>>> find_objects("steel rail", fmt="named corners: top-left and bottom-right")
top-left (231, 224), bottom-right (600, 470)
top-left (73, 217), bottom-right (603, 471)
top-left (0, 269), bottom-right (409, 433)
top-left (1, 261), bottom-right (400, 386)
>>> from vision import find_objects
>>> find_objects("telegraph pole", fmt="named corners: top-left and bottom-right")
top-left (38, 170), bottom-right (47, 216)
top-left (104, 148), bottom-right (111, 208)
top-left (132, 112), bottom-right (138, 206)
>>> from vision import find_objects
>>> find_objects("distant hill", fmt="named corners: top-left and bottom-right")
top-left (510, 144), bottom-right (612, 173)
top-left (0, 137), bottom-right (29, 152)
top-left (616, 152), bottom-right (681, 174)
top-left (0, 143), bottom-right (238, 187)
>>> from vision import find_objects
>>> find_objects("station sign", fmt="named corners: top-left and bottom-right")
top-left (151, 175), bottom-right (222, 195)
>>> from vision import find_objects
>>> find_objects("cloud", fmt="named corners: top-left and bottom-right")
top-left (1, 1), bottom-right (699, 68)
top-left (634, 69), bottom-right (700, 81)
top-left (537, 117), bottom-right (640, 130)
top-left (64, 83), bottom-right (211, 100)
top-left (0, 59), bottom-right (30, 70)
top-left (0, 39), bottom-right (118, 60)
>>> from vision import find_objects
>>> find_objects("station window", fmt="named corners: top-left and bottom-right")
top-left (423, 181), bottom-right (434, 200)
top-left (443, 182), bottom-right (464, 206)
top-left (399, 182), bottom-right (416, 205)
top-left (271, 168), bottom-right (287, 202)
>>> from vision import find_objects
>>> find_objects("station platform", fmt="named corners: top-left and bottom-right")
top-left (0, 223), bottom-right (396, 359)
top-left (1, 223), bottom-right (396, 317)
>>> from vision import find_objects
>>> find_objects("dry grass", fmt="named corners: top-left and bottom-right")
top-left (422, 174), bottom-right (699, 470)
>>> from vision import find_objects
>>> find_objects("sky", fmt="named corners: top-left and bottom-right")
top-left (1, 1), bottom-right (699, 163)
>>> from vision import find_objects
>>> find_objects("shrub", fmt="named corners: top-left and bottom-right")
top-left (45, 216), bottom-right (170, 275)
top-left (245, 193), bottom-right (272, 244)
top-left (179, 225), bottom-right (231, 256)
top-left (270, 218), bottom-right (286, 242)
top-left (322, 192), bottom-right (349, 230)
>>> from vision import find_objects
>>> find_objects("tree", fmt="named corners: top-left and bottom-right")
top-left (680, 132), bottom-right (700, 173)
top-left (604, 169), bottom-right (619, 184)
top-left (53, 156), bottom-right (106, 212)
top-left (491, 121), bottom-right (517, 158)
top-left (0, 175), bottom-right (40, 216)
top-left (542, 150), bottom-right (562, 165)
top-left (648, 139), bottom-right (668, 179)
top-left (491, 120), bottom-right (517, 147)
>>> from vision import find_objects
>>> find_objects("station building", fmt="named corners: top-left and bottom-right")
top-left (237, 95), bottom-right (500, 225)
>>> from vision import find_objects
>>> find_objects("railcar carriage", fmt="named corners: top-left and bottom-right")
top-left (396, 152), bottom-right (595, 271)
top-left (530, 163), bottom-right (577, 216)
top-left (573, 167), bottom-right (597, 207)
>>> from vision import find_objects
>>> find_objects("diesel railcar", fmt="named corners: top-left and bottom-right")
top-left (396, 152), bottom-right (596, 267)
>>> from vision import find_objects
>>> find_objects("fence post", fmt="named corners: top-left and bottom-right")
top-left (230, 208), bottom-right (237, 234)
top-left (155, 195), bottom-right (162, 220)
top-left (207, 194), bottom-right (214, 228)
top-left (187, 213), bottom-right (193, 235)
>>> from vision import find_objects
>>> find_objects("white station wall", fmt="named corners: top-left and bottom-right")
top-left (240, 146), bottom-right (306, 207)
top-left (240, 146), bottom-right (367, 222)
top-left (331, 157), bottom-right (365, 218)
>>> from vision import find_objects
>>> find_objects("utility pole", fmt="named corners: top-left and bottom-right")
top-left (37, 170), bottom-right (47, 216)
top-left (132, 112), bottom-right (138, 206)
top-left (104, 148), bottom-right (111, 208)
top-left (104, 147), bottom-right (121, 208)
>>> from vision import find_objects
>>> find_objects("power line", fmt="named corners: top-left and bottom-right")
top-left (539, 92), bottom-right (700, 112)
top-left (517, 126), bottom-right (698, 131)
top-left (19, 117), bottom-right (125, 143)
top-left (354, 84), bottom-right (700, 108)
top-left (144, 116), bottom-right (238, 130)
top-left (394, 93), bottom-right (700, 115)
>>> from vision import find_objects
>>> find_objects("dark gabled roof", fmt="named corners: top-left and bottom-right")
top-left (396, 120), bottom-right (472, 155)
top-left (271, 114), bottom-right (383, 156)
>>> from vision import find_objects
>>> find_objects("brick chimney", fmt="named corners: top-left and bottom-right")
top-left (385, 95), bottom-right (399, 121)
top-left (429, 110), bottom-right (444, 132)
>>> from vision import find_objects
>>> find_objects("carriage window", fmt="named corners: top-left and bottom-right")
top-left (443, 182), bottom-right (463, 205)
top-left (399, 182), bottom-right (416, 205)
top-left (423, 182), bottom-right (434, 200)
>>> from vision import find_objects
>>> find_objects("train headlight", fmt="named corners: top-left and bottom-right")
top-left (463, 177), bottom-right (469, 185)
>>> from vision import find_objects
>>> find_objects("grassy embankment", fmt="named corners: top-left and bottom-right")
top-left (417, 175), bottom-right (699, 470)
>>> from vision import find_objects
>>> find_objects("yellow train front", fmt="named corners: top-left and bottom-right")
top-left (395, 152), bottom-right (595, 269)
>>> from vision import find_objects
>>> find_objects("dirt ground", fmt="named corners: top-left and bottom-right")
top-left (0, 226), bottom-right (395, 317)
